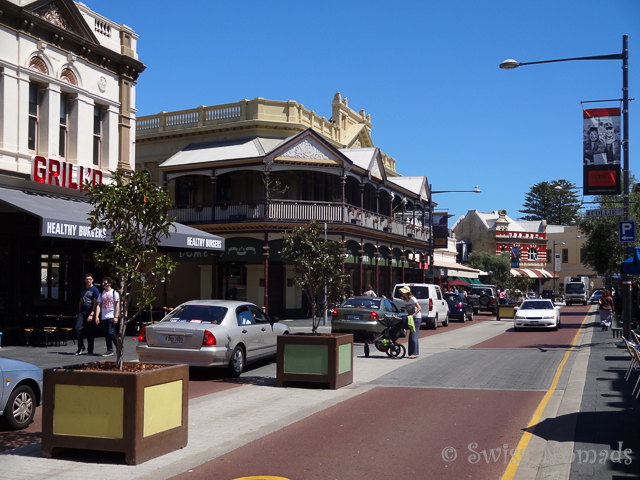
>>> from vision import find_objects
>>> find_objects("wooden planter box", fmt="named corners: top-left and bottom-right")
top-left (42, 362), bottom-right (188, 465)
top-left (498, 305), bottom-right (516, 320)
top-left (276, 333), bottom-right (353, 389)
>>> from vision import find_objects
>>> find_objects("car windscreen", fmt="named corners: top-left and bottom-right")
top-left (565, 284), bottom-right (585, 293)
top-left (443, 294), bottom-right (462, 304)
top-left (471, 289), bottom-right (493, 296)
top-left (519, 301), bottom-right (553, 310)
top-left (161, 305), bottom-right (228, 324)
top-left (341, 299), bottom-right (382, 309)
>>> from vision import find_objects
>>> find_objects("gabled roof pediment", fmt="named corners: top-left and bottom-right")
top-left (265, 129), bottom-right (353, 170)
top-left (339, 147), bottom-right (387, 182)
top-left (25, 0), bottom-right (98, 44)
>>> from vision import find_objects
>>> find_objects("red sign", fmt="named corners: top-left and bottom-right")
top-left (31, 156), bottom-right (103, 190)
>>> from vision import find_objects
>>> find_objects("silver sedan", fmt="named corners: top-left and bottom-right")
top-left (136, 300), bottom-right (289, 376)
top-left (0, 357), bottom-right (43, 430)
top-left (514, 299), bottom-right (561, 331)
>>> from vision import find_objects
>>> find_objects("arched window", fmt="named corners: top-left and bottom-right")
top-left (28, 56), bottom-right (48, 75)
top-left (60, 68), bottom-right (77, 85)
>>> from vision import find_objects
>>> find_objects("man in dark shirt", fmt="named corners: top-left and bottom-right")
top-left (75, 273), bottom-right (100, 355)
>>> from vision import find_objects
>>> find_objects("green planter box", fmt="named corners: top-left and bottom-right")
top-left (498, 305), bottom-right (516, 320)
top-left (42, 362), bottom-right (188, 465)
top-left (276, 333), bottom-right (353, 389)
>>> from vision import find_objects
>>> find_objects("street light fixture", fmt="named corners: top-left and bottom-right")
top-left (428, 185), bottom-right (482, 282)
top-left (500, 35), bottom-right (631, 342)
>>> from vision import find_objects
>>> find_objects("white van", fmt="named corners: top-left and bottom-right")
top-left (392, 283), bottom-right (449, 329)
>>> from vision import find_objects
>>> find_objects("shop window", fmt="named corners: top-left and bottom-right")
top-left (40, 254), bottom-right (70, 302)
top-left (93, 104), bottom-right (103, 167)
top-left (59, 93), bottom-right (69, 158)
top-left (28, 82), bottom-right (41, 152)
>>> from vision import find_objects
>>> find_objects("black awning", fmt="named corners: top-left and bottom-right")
top-left (0, 186), bottom-right (225, 251)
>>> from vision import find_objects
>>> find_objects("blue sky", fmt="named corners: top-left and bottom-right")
top-left (88, 0), bottom-right (640, 225)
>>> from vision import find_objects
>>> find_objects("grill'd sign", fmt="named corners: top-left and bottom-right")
top-left (31, 156), bottom-right (103, 189)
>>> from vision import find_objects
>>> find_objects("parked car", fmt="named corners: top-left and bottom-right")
top-left (0, 357), bottom-right (43, 430)
top-left (590, 289), bottom-right (603, 304)
top-left (443, 293), bottom-right (474, 322)
top-left (331, 296), bottom-right (403, 340)
top-left (467, 285), bottom-right (499, 315)
top-left (513, 299), bottom-right (561, 331)
top-left (136, 300), bottom-right (289, 377)
top-left (392, 283), bottom-right (449, 329)
top-left (541, 290), bottom-right (556, 302)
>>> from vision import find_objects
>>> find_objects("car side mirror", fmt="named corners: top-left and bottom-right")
top-left (269, 316), bottom-right (279, 325)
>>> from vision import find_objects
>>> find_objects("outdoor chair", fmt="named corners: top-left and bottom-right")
top-left (623, 337), bottom-right (639, 382)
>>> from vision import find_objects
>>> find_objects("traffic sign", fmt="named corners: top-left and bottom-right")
top-left (619, 221), bottom-right (636, 243)
top-left (586, 208), bottom-right (624, 217)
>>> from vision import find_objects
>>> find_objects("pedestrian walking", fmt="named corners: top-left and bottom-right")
top-left (599, 289), bottom-right (614, 331)
top-left (400, 286), bottom-right (421, 359)
top-left (75, 273), bottom-right (100, 355)
top-left (95, 276), bottom-right (120, 356)
top-left (362, 284), bottom-right (376, 297)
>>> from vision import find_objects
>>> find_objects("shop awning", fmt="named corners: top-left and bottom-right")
top-left (510, 268), bottom-right (558, 279)
top-left (0, 186), bottom-right (225, 251)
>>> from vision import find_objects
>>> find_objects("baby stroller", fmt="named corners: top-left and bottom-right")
top-left (364, 314), bottom-right (407, 359)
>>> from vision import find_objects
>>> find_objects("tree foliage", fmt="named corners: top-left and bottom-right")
top-left (519, 179), bottom-right (581, 225)
top-left (281, 222), bottom-right (349, 333)
top-left (467, 251), bottom-right (510, 289)
top-left (578, 175), bottom-right (640, 277)
top-left (86, 170), bottom-right (177, 370)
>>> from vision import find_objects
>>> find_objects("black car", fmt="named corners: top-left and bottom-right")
top-left (541, 290), bottom-right (556, 302)
top-left (443, 293), bottom-right (474, 322)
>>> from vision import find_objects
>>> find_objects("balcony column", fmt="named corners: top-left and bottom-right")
top-left (375, 247), bottom-right (380, 296)
top-left (263, 233), bottom-right (270, 314)
top-left (401, 252), bottom-right (406, 283)
top-left (210, 176), bottom-right (217, 222)
top-left (422, 251), bottom-right (427, 283)
top-left (264, 171), bottom-right (270, 221)
top-left (341, 174), bottom-right (346, 223)
top-left (359, 183), bottom-right (365, 224)
top-left (388, 251), bottom-right (394, 295)
top-left (375, 189), bottom-right (380, 214)
top-left (358, 240), bottom-right (364, 295)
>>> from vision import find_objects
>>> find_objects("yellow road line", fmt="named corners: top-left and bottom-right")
top-left (500, 309), bottom-right (591, 479)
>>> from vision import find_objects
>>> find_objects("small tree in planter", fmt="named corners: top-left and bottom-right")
top-left (281, 221), bottom-right (349, 333)
top-left (85, 170), bottom-right (177, 370)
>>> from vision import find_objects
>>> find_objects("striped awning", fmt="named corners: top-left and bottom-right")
top-left (510, 268), bottom-right (558, 279)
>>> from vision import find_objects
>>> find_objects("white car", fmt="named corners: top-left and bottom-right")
top-left (392, 283), bottom-right (449, 329)
top-left (136, 300), bottom-right (289, 377)
top-left (514, 299), bottom-right (561, 331)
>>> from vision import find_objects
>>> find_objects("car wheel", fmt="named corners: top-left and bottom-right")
top-left (431, 316), bottom-right (438, 330)
top-left (443, 314), bottom-right (449, 327)
top-left (227, 345), bottom-right (244, 378)
top-left (469, 311), bottom-right (474, 321)
top-left (364, 343), bottom-right (370, 357)
top-left (3, 385), bottom-right (36, 430)
top-left (461, 312), bottom-right (467, 323)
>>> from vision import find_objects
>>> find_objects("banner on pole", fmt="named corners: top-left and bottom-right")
top-left (510, 247), bottom-right (520, 268)
top-left (583, 107), bottom-right (621, 195)
top-left (433, 212), bottom-right (449, 248)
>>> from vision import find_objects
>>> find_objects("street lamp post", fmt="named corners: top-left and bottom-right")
top-left (428, 185), bottom-right (481, 281)
top-left (500, 35), bottom-right (631, 342)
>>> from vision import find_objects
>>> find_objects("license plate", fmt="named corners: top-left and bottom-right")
top-left (347, 314), bottom-right (361, 320)
top-left (529, 321), bottom-right (539, 325)
top-left (167, 335), bottom-right (183, 344)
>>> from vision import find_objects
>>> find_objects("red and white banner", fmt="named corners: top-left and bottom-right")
top-left (583, 107), bottom-right (621, 195)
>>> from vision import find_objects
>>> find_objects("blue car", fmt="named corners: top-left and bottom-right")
top-left (444, 293), bottom-right (474, 322)
top-left (0, 357), bottom-right (43, 430)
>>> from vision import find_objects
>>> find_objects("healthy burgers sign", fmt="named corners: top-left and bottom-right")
top-left (31, 156), bottom-right (103, 189)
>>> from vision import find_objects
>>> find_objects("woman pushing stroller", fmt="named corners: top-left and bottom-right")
top-left (399, 286), bottom-right (421, 358)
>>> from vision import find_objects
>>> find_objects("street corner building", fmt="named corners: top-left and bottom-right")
top-left (135, 93), bottom-right (481, 318)
top-left (0, 0), bottom-right (224, 345)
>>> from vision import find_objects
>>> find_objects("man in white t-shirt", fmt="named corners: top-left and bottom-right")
top-left (96, 276), bottom-right (120, 356)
